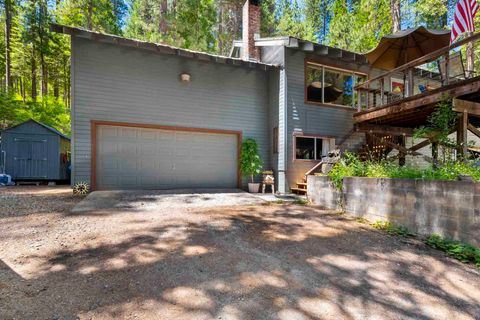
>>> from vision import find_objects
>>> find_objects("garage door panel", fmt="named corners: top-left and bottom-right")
top-left (96, 125), bottom-right (238, 190)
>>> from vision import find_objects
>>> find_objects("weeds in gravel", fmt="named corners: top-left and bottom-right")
top-left (426, 234), bottom-right (480, 267)
top-left (263, 200), bottom-right (286, 205)
top-left (372, 220), bottom-right (415, 237)
top-left (355, 217), bottom-right (369, 224)
top-left (350, 216), bottom-right (480, 269)
top-left (293, 198), bottom-right (309, 205)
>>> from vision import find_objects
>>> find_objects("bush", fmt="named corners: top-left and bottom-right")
top-left (327, 152), bottom-right (480, 190)
top-left (240, 138), bottom-right (263, 183)
top-left (426, 234), bottom-right (480, 267)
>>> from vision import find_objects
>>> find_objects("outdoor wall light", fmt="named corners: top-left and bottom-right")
top-left (180, 73), bottom-right (191, 82)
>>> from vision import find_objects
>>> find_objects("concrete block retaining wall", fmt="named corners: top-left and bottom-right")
top-left (307, 175), bottom-right (480, 247)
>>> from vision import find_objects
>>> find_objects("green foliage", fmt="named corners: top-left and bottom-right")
top-left (328, 152), bottom-right (480, 190)
top-left (56, 0), bottom-right (126, 34)
top-left (355, 216), bottom-right (369, 224)
top-left (240, 138), bottom-right (263, 183)
top-left (274, 0), bottom-right (316, 41)
top-left (372, 220), bottom-right (414, 237)
top-left (328, 152), bottom-right (362, 190)
top-left (328, 0), bottom-right (392, 52)
top-left (414, 0), bottom-right (449, 29)
top-left (0, 91), bottom-right (70, 135)
top-left (125, 0), bottom-right (219, 53)
top-left (426, 234), bottom-right (480, 267)
top-left (414, 97), bottom-right (458, 147)
top-left (293, 198), bottom-right (309, 205)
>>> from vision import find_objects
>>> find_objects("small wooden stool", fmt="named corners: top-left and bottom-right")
top-left (262, 170), bottom-right (275, 194)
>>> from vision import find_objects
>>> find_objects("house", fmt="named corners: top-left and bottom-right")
top-left (0, 119), bottom-right (70, 182)
top-left (52, 0), bottom-right (384, 192)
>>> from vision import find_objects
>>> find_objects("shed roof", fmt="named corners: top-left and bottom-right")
top-left (3, 119), bottom-right (70, 140)
top-left (51, 24), bottom-right (279, 71)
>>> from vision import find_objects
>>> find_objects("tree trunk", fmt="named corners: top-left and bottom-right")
top-left (5, 0), bottom-right (12, 91)
top-left (31, 49), bottom-right (37, 101)
top-left (54, 77), bottom-right (59, 99)
top-left (391, 0), bottom-right (401, 33)
top-left (87, 0), bottom-right (93, 30)
top-left (20, 77), bottom-right (25, 102)
top-left (159, 0), bottom-right (168, 37)
top-left (218, 4), bottom-right (224, 54)
top-left (41, 53), bottom-right (48, 97)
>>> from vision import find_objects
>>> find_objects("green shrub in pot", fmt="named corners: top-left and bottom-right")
top-left (240, 138), bottom-right (263, 193)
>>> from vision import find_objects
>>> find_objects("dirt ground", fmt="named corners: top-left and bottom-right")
top-left (1, 187), bottom-right (480, 320)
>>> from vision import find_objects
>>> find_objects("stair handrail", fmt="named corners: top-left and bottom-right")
top-left (304, 160), bottom-right (325, 177)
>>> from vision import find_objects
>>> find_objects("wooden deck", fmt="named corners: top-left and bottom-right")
top-left (354, 76), bottom-right (480, 127)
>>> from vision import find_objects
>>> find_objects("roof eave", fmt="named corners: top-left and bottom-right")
top-left (250, 36), bottom-right (368, 65)
top-left (51, 24), bottom-right (279, 71)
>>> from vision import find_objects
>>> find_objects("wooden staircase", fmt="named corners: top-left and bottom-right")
top-left (291, 178), bottom-right (307, 195)
top-left (357, 134), bottom-right (400, 161)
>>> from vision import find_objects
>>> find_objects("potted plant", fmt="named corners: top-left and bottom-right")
top-left (240, 138), bottom-right (263, 193)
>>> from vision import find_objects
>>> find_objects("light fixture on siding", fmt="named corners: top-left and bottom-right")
top-left (180, 73), bottom-right (191, 83)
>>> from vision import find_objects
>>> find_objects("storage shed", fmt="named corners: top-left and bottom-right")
top-left (0, 119), bottom-right (70, 182)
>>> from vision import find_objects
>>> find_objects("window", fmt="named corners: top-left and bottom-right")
top-left (305, 62), bottom-right (366, 107)
top-left (295, 136), bottom-right (335, 160)
top-left (273, 127), bottom-right (278, 154)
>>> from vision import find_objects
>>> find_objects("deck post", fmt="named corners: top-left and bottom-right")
top-left (457, 110), bottom-right (468, 159)
top-left (407, 69), bottom-right (414, 97)
top-left (444, 53), bottom-right (450, 85)
top-left (357, 89), bottom-right (362, 112)
top-left (399, 136), bottom-right (406, 166)
top-left (432, 142), bottom-right (439, 167)
top-left (380, 78), bottom-right (385, 106)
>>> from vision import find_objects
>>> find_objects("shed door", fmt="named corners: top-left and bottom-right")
top-left (13, 138), bottom-right (48, 179)
top-left (96, 125), bottom-right (238, 190)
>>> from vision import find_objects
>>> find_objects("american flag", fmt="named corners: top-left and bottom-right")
top-left (451, 0), bottom-right (479, 43)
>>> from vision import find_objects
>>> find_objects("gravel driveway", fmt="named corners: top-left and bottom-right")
top-left (71, 189), bottom-right (267, 213)
top-left (1, 186), bottom-right (480, 320)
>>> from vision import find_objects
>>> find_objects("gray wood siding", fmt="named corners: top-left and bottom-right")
top-left (285, 48), bottom-right (360, 187)
top-left (72, 37), bottom-right (271, 187)
top-left (1, 132), bottom-right (60, 180)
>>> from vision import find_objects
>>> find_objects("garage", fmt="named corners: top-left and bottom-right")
top-left (93, 122), bottom-right (240, 190)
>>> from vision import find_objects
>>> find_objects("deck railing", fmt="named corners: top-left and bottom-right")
top-left (355, 32), bottom-right (480, 112)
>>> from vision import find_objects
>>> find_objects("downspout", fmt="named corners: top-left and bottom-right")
top-left (70, 36), bottom-right (75, 186)
top-left (278, 46), bottom-right (288, 193)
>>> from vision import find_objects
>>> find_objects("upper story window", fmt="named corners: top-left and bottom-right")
top-left (305, 62), bottom-right (367, 108)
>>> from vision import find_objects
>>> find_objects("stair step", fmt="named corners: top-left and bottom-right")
top-left (291, 187), bottom-right (307, 194)
top-left (296, 182), bottom-right (307, 187)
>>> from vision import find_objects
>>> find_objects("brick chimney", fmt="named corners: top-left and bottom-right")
top-left (242, 0), bottom-right (261, 61)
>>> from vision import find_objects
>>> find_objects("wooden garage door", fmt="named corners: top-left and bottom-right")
top-left (95, 124), bottom-right (238, 190)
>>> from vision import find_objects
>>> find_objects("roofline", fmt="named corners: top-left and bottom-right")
top-left (233, 35), bottom-right (368, 65)
top-left (2, 119), bottom-right (70, 140)
top-left (51, 24), bottom-right (279, 71)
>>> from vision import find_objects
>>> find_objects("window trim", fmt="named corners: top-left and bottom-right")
top-left (293, 133), bottom-right (336, 162)
top-left (304, 60), bottom-right (368, 109)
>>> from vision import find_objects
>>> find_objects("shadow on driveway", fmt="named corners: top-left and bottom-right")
top-left (71, 189), bottom-right (267, 214)
top-left (1, 203), bottom-right (480, 319)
